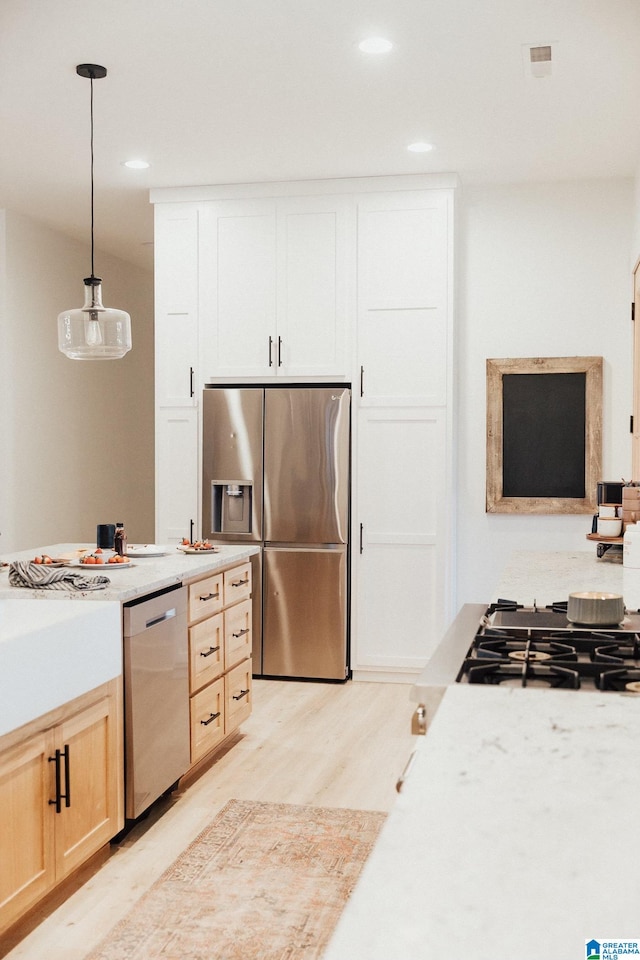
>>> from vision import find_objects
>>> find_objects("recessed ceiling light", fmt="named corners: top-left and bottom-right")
top-left (123, 159), bottom-right (150, 169)
top-left (358, 37), bottom-right (393, 54)
top-left (407, 142), bottom-right (434, 153)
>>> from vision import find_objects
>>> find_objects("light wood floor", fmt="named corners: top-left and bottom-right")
top-left (2, 679), bottom-right (417, 960)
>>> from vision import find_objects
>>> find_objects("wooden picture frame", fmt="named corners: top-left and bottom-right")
top-left (486, 356), bottom-right (603, 514)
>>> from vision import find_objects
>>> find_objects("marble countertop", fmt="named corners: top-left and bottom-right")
top-left (0, 542), bottom-right (259, 602)
top-left (324, 683), bottom-right (640, 960)
top-left (323, 550), bottom-right (640, 960)
top-left (493, 548), bottom-right (622, 605)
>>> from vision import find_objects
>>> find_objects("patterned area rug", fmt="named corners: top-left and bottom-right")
top-left (85, 799), bottom-right (386, 960)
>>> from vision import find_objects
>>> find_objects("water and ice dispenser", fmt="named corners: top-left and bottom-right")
top-left (211, 481), bottom-right (253, 534)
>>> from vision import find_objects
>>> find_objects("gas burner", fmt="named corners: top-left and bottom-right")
top-left (509, 649), bottom-right (552, 662)
top-left (462, 661), bottom-right (581, 689)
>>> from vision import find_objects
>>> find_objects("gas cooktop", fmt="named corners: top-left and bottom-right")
top-left (412, 599), bottom-right (640, 717)
top-left (460, 599), bottom-right (640, 692)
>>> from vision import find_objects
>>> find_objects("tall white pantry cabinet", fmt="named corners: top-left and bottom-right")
top-left (152, 175), bottom-right (457, 680)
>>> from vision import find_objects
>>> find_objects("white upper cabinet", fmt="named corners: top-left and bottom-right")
top-left (200, 195), bottom-right (351, 380)
top-left (357, 190), bottom-right (452, 406)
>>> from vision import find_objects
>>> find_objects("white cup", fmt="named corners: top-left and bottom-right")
top-left (599, 504), bottom-right (617, 519)
top-left (597, 516), bottom-right (622, 537)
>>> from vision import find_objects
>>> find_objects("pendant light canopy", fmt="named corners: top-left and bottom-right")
top-left (58, 64), bottom-right (132, 360)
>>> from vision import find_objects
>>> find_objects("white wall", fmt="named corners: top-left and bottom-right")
top-left (455, 178), bottom-right (634, 606)
top-left (0, 210), bottom-right (154, 552)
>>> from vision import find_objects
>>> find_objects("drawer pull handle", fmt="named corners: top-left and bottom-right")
top-left (199, 591), bottom-right (220, 601)
top-left (231, 578), bottom-right (249, 588)
top-left (232, 628), bottom-right (249, 639)
top-left (200, 645), bottom-right (221, 658)
top-left (201, 711), bottom-right (221, 726)
top-left (232, 688), bottom-right (249, 701)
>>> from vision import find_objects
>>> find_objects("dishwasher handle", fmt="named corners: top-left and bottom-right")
top-left (145, 608), bottom-right (177, 630)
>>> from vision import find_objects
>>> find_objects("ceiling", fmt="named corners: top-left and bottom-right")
top-left (1, 0), bottom-right (640, 272)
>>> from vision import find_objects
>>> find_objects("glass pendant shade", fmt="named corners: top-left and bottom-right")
top-left (58, 277), bottom-right (132, 360)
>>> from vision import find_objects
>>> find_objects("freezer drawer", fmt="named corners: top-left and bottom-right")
top-left (263, 547), bottom-right (348, 680)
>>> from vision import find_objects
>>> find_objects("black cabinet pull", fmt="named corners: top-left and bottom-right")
top-left (48, 749), bottom-right (62, 813)
top-left (200, 645), bottom-right (220, 658)
top-left (232, 628), bottom-right (249, 639)
top-left (199, 591), bottom-right (220, 601)
top-left (232, 689), bottom-right (249, 701)
top-left (201, 711), bottom-right (221, 726)
top-left (278, 336), bottom-right (283, 367)
top-left (190, 519), bottom-right (195, 543)
top-left (359, 523), bottom-right (364, 554)
top-left (48, 745), bottom-right (70, 812)
top-left (231, 578), bottom-right (249, 588)
top-left (189, 366), bottom-right (195, 398)
top-left (268, 336), bottom-right (274, 367)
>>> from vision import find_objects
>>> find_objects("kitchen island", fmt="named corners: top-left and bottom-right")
top-left (323, 550), bottom-right (640, 960)
top-left (0, 540), bottom-right (259, 939)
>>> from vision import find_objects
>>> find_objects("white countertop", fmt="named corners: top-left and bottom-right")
top-left (324, 684), bottom-right (640, 960)
top-left (493, 548), bottom-right (622, 605)
top-left (323, 550), bottom-right (640, 960)
top-left (0, 542), bottom-right (259, 602)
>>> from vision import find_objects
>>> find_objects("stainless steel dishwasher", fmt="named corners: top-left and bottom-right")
top-left (123, 583), bottom-right (189, 820)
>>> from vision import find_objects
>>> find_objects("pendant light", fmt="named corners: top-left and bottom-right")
top-left (57, 64), bottom-right (132, 360)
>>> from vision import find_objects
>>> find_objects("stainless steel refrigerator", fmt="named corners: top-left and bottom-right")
top-left (202, 385), bottom-right (350, 680)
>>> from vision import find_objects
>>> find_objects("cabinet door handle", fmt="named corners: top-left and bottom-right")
top-left (200, 645), bottom-right (221, 658)
top-left (278, 336), bottom-right (283, 367)
top-left (48, 745), bottom-right (70, 812)
top-left (232, 689), bottom-right (249, 701)
top-left (201, 711), bottom-right (221, 726)
top-left (230, 577), bottom-right (249, 588)
top-left (190, 519), bottom-right (195, 544)
top-left (359, 523), bottom-right (364, 554)
top-left (48, 749), bottom-right (62, 813)
top-left (268, 336), bottom-right (274, 367)
top-left (360, 365), bottom-right (364, 397)
top-left (189, 366), bottom-right (195, 398)
top-left (199, 591), bottom-right (220, 601)
top-left (62, 744), bottom-right (71, 808)
top-left (232, 628), bottom-right (249, 638)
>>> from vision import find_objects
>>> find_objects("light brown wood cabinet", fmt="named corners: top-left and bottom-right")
top-left (187, 559), bottom-right (253, 766)
top-left (0, 678), bottom-right (123, 936)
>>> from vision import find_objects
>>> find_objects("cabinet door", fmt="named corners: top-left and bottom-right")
top-left (0, 730), bottom-right (55, 934)
top-left (155, 202), bottom-right (199, 406)
top-left (633, 260), bottom-right (640, 479)
top-left (357, 190), bottom-right (452, 406)
top-left (155, 406), bottom-right (198, 545)
top-left (201, 199), bottom-right (277, 379)
top-left (276, 196), bottom-right (351, 377)
top-left (54, 691), bottom-right (123, 879)
top-left (353, 407), bottom-right (452, 675)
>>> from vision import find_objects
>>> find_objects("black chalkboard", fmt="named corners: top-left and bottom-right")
top-left (502, 372), bottom-right (586, 498)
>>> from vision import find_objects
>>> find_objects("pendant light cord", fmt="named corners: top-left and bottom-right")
top-left (89, 73), bottom-right (95, 280)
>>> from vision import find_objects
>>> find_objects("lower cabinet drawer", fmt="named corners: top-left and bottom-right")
top-left (223, 563), bottom-right (252, 605)
top-left (190, 678), bottom-right (225, 763)
top-left (225, 599), bottom-right (252, 670)
top-left (189, 613), bottom-right (224, 692)
top-left (188, 573), bottom-right (223, 622)
top-left (225, 660), bottom-right (252, 732)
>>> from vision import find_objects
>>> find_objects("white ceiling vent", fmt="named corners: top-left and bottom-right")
top-left (523, 43), bottom-right (553, 78)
